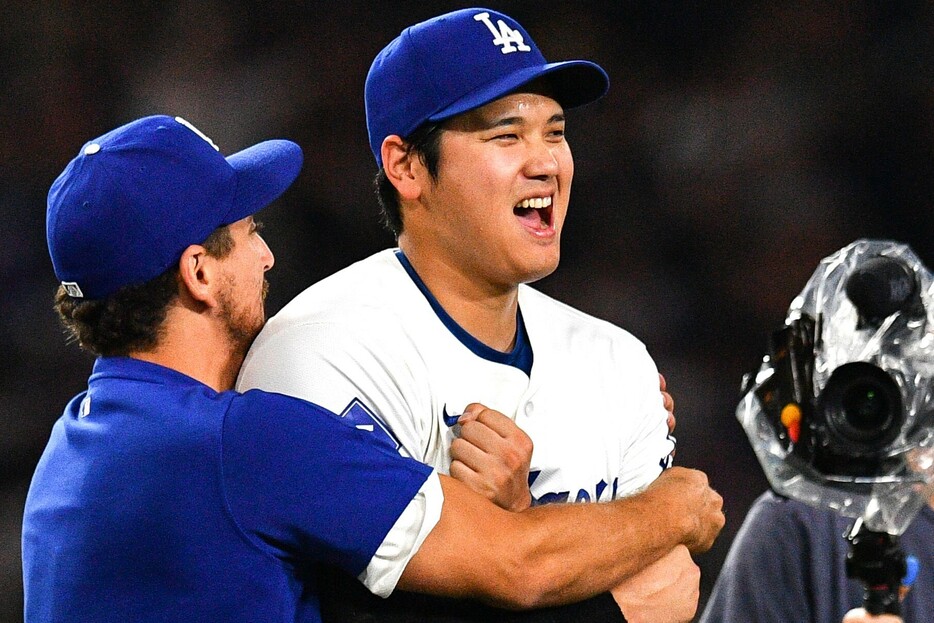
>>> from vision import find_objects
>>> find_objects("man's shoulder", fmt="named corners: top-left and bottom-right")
top-left (281, 249), bottom-right (402, 310)
top-left (262, 249), bottom-right (417, 334)
top-left (228, 389), bottom-right (341, 431)
top-left (520, 285), bottom-right (646, 350)
top-left (238, 251), bottom-right (427, 393)
top-left (743, 490), bottom-right (850, 540)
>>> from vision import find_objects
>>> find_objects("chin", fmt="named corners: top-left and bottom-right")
top-left (519, 257), bottom-right (560, 285)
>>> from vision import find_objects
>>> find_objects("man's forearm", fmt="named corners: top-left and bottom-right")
top-left (400, 467), bottom-right (723, 609)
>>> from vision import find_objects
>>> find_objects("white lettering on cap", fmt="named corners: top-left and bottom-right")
top-left (174, 116), bottom-right (220, 151)
top-left (474, 12), bottom-right (531, 54)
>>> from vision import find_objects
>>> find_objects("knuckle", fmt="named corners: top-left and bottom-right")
top-left (501, 447), bottom-right (520, 467)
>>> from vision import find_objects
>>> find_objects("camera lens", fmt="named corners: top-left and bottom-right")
top-left (841, 384), bottom-right (890, 432)
top-left (817, 361), bottom-right (904, 451)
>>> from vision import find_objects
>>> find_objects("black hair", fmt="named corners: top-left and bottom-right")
top-left (374, 122), bottom-right (445, 238)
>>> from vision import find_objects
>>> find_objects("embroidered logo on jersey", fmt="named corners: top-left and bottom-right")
top-left (474, 12), bottom-right (531, 54)
top-left (338, 398), bottom-right (405, 454)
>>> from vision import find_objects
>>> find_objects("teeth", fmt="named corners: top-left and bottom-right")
top-left (515, 196), bottom-right (553, 209)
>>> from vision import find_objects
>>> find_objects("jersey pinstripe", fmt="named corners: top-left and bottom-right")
top-left (238, 249), bottom-right (674, 504)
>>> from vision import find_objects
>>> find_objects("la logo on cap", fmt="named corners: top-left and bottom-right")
top-left (474, 12), bottom-right (530, 54)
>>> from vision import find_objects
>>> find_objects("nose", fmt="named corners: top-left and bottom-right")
top-left (258, 235), bottom-right (275, 271)
top-left (523, 137), bottom-right (560, 180)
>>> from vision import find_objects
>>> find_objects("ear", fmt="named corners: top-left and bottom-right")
top-left (177, 244), bottom-right (221, 308)
top-left (381, 135), bottom-right (426, 202)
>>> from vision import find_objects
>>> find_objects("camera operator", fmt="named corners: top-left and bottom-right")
top-left (701, 241), bottom-right (934, 623)
top-left (698, 490), bottom-right (933, 623)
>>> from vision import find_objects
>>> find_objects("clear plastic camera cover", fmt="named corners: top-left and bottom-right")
top-left (739, 239), bottom-right (934, 534)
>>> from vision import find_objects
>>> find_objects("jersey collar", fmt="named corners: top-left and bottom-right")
top-left (89, 356), bottom-right (217, 392)
top-left (394, 250), bottom-right (533, 375)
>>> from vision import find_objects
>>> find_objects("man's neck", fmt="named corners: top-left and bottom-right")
top-left (130, 308), bottom-right (244, 393)
top-left (398, 245), bottom-right (519, 353)
top-left (131, 347), bottom-right (242, 393)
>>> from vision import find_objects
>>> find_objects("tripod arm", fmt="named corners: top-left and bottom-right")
top-left (844, 517), bottom-right (907, 616)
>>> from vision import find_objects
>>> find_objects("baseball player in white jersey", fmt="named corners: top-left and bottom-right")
top-left (239, 7), bottom-right (697, 622)
top-left (241, 249), bottom-right (674, 506)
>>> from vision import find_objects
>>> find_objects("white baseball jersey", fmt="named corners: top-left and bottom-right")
top-left (238, 249), bottom-right (674, 504)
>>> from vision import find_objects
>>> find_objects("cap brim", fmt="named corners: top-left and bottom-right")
top-left (223, 139), bottom-right (304, 224)
top-left (427, 60), bottom-right (609, 125)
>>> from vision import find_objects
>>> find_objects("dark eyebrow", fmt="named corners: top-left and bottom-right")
top-left (484, 112), bottom-right (566, 129)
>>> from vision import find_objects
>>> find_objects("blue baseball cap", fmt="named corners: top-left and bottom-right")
top-left (365, 7), bottom-right (609, 166)
top-left (46, 115), bottom-right (303, 299)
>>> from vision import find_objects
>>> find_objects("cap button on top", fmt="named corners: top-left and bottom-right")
top-left (84, 143), bottom-right (101, 155)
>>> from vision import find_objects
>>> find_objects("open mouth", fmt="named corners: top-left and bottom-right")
top-left (513, 196), bottom-right (554, 232)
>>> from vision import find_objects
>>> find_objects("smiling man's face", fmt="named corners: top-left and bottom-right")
top-left (406, 87), bottom-right (574, 293)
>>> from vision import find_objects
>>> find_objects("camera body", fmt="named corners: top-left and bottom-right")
top-left (755, 313), bottom-right (906, 478)
top-left (739, 240), bottom-right (934, 534)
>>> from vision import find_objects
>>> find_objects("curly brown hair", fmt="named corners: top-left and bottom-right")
top-left (54, 225), bottom-right (234, 356)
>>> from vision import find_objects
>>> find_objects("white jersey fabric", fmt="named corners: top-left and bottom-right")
top-left (238, 249), bottom-right (674, 504)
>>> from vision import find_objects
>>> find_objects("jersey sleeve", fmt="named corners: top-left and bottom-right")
top-left (237, 319), bottom-right (431, 461)
top-left (220, 390), bottom-right (436, 591)
top-left (614, 342), bottom-right (676, 496)
top-left (359, 473), bottom-right (443, 597)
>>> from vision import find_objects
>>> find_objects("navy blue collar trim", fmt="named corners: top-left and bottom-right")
top-left (395, 250), bottom-right (533, 376)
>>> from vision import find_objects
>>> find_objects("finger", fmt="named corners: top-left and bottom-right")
top-left (658, 373), bottom-right (667, 392)
top-left (449, 458), bottom-right (498, 500)
top-left (465, 407), bottom-right (522, 438)
top-left (450, 436), bottom-right (493, 472)
top-left (457, 419), bottom-right (506, 454)
top-left (463, 417), bottom-right (534, 468)
top-left (460, 403), bottom-right (487, 422)
top-left (449, 403), bottom-right (487, 430)
top-left (661, 390), bottom-right (674, 413)
top-left (449, 458), bottom-right (478, 484)
top-left (667, 410), bottom-right (676, 435)
top-left (454, 422), bottom-right (528, 472)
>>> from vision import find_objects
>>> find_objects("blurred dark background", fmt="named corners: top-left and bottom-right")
top-left (3, 1), bottom-right (934, 620)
